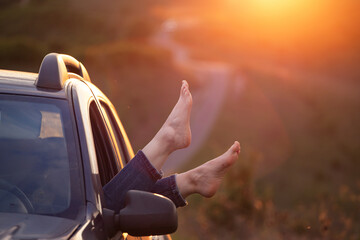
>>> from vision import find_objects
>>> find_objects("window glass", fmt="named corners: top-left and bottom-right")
top-left (0, 95), bottom-right (83, 219)
top-left (89, 101), bottom-right (118, 186)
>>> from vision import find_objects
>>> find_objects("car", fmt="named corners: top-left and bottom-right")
top-left (0, 53), bottom-right (177, 239)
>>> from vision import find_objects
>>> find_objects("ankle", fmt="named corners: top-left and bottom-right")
top-left (158, 127), bottom-right (177, 153)
top-left (142, 137), bottom-right (169, 170)
top-left (176, 171), bottom-right (196, 199)
top-left (187, 167), bottom-right (203, 195)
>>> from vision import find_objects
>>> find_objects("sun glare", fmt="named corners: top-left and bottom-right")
top-left (226, 0), bottom-right (319, 23)
top-left (223, 0), bottom-right (339, 52)
top-left (249, 0), bottom-right (304, 16)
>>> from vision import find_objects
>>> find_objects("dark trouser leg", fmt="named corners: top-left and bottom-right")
top-left (103, 151), bottom-right (162, 213)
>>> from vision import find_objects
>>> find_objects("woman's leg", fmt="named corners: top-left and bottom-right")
top-left (103, 80), bottom-right (192, 212)
top-left (152, 141), bottom-right (240, 207)
top-left (104, 80), bottom-right (240, 210)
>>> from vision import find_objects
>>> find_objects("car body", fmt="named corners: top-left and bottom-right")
top-left (0, 53), bottom-right (176, 239)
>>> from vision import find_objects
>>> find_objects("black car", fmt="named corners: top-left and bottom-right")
top-left (0, 53), bottom-right (177, 239)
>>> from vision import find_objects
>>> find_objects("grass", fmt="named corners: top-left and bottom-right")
top-left (173, 63), bottom-right (360, 238)
top-left (173, 57), bottom-right (360, 239)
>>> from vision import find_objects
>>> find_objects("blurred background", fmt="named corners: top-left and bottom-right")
top-left (1, 0), bottom-right (359, 239)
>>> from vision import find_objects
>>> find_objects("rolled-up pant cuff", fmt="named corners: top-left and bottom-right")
top-left (152, 174), bottom-right (188, 208)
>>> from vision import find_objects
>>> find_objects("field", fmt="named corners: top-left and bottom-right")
top-left (1, 0), bottom-right (359, 239)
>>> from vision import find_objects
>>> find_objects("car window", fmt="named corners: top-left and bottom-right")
top-left (89, 101), bottom-right (118, 186)
top-left (100, 102), bottom-right (129, 167)
top-left (0, 94), bottom-right (84, 219)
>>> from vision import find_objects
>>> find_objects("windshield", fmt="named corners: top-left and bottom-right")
top-left (0, 94), bottom-right (84, 219)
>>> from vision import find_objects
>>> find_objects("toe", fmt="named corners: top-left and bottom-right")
top-left (233, 141), bottom-right (240, 153)
top-left (180, 81), bottom-right (189, 97)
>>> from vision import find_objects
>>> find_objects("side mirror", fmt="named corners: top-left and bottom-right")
top-left (103, 190), bottom-right (178, 237)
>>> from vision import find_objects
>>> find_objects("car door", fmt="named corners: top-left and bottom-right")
top-left (82, 82), bottom-right (145, 240)
top-left (75, 81), bottom-right (171, 240)
top-left (70, 80), bottom-right (112, 239)
top-left (90, 86), bottom-right (173, 240)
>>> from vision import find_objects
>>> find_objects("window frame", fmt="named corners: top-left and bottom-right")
top-left (100, 101), bottom-right (131, 167)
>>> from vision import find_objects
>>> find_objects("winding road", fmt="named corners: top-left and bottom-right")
top-left (151, 19), bottom-right (241, 174)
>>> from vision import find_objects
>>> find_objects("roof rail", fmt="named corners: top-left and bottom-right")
top-left (35, 53), bottom-right (91, 90)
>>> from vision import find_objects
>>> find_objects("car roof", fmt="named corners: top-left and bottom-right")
top-left (0, 69), bottom-right (68, 99)
top-left (0, 53), bottom-right (90, 99)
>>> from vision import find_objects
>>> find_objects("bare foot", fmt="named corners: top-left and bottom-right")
top-left (177, 141), bottom-right (240, 199)
top-left (161, 80), bottom-right (192, 150)
top-left (143, 80), bottom-right (192, 170)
